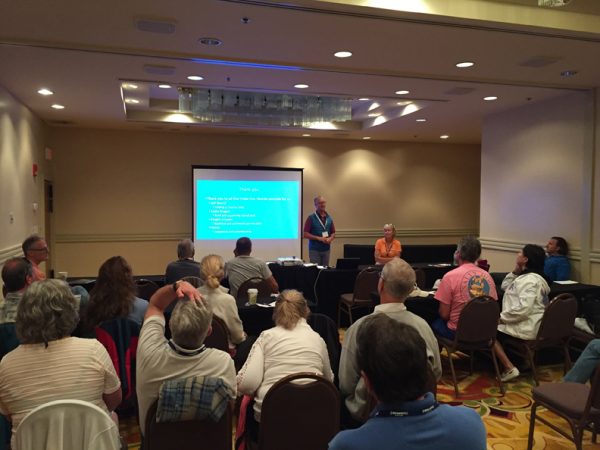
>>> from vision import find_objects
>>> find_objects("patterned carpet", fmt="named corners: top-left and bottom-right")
top-left (121, 359), bottom-right (600, 450)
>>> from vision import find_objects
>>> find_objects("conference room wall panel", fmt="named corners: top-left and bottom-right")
top-left (0, 85), bottom-right (50, 275)
top-left (47, 128), bottom-right (480, 276)
top-left (480, 91), bottom-right (596, 283)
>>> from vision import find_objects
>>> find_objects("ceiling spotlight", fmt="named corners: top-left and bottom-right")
top-left (483, 96), bottom-right (498, 101)
top-left (199, 37), bottom-right (222, 46)
top-left (187, 75), bottom-right (204, 81)
top-left (334, 51), bottom-right (352, 58)
top-left (37, 88), bottom-right (54, 96)
top-left (456, 62), bottom-right (474, 68)
top-left (561, 69), bottom-right (578, 77)
top-left (362, 137), bottom-right (371, 140)
top-left (158, 84), bottom-right (172, 89)
top-left (294, 84), bottom-right (309, 89)
top-left (302, 133), bottom-right (311, 137)
top-left (368, 113), bottom-right (381, 117)
top-left (440, 135), bottom-right (449, 139)
top-left (358, 97), bottom-right (370, 101)
top-left (125, 98), bottom-right (140, 104)
top-left (416, 118), bottom-right (427, 122)
top-left (121, 83), bottom-right (138, 90)
top-left (395, 90), bottom-right (409, 95)
top-left (51, 104), bottom-right (65, 110)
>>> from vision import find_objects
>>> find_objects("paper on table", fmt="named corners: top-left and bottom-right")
top-left (553, 280), bottom-right (578, 285)
top-left (256, 301), bottom-right (276, 308)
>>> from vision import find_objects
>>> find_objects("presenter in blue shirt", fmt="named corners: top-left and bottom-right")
top-left (303, 195), bottom-right (336, 266)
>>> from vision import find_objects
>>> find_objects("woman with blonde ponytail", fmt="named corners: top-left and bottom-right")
top-left (198, 254), bottom-right (247, 351)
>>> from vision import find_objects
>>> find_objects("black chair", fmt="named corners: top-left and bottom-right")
top-left (180, 276), bottom-right (203, 288)
top-left (237, 277), bottom-right (273, 302)
top-left (204, 316), bottom-right (230, 353)
top-left (257, 373), bottom-right (339, 450)
top-left (338, 267), bottom-right (380, 326)
top-left (434, 296), bottom-right (504, 397)
top-left (136, 279), bottom-right (160, 301)
top-left (527, 362), bottom-right (600, 450)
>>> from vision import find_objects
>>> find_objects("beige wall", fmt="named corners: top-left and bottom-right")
top-left (48, 128), bottom-right (481, 276)
top-left (0, 85), bottom-right (49, 295)
top-left (480, 90), bottom-right (598, 283)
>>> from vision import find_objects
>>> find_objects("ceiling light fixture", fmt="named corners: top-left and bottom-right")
top-left (358, 98), bottom-right (370, 101)
top-left (334, 51), bottom-right (352, 58)
top-left (199, 37), bottom-right (222, 46)
top-left (561, 69), bottom-right (578, 77)
top-left (362, 137), bottom-right (371, 140)
top-left (302, 133), bottom-right (311, 137)
top-left (37, 88), bottom-right (54, 96)
top-left (125, 98), bottom-right (140, 104)
top-left (440, 135), bottom-right (449, 139)
top-left (416, 118), bottom-right (427, 122)
top-left (294, 84), bottom-right (309, 89)
top-left (51, 104), bottom-right (65, 110)
top-left (187, 75), bottom-right (204, 81)
top-left (395, 90), bottom-right (410, 95)
top-left (483, 96), bottom-right (498, 101)
top-left (158, 84), bottom-right (172, 89)
top-left (368, 113), bottom-right (381, 117)
top-left (456, 62), bottom-right (474, 68)
top-left (121, 83), bottom-right (138, 90)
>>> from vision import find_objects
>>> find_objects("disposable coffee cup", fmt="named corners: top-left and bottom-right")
top-left (247, 288), bottom-right (258, 305)
top-left (57, 271), bottom-right (68, 281)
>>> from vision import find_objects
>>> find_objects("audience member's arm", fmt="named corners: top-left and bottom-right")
top-left (319, 338), bottom-right (334, 382)
top-left (226, 295), bottom-right (246, 344)
top-left (236, 336), bottom-right (265, 395)
top-left (338, 326), bottom-right (360, 398)
top-left (438, 302), bottom-right (451, 320)
top-left (103, 389), bottom-right (122, 412)
top-left (267, 275), bottom-right (279, 294)
top-left (144, 280), bottom-right (201, 320)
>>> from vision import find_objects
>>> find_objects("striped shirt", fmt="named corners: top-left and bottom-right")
top-left (0, 337), bottom-right (120, 431)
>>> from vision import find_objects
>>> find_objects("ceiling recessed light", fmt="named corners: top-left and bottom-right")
top-left (358, 97), bottom-right (370, 101)
top-left (125, 98), bottom-right (140, 104)
top-left (367, 113), bottom-right (381, 117)
top-left (121, 83), bottom-right (138, 90)
top-left (294, 84), bottom-right (309, 89)
top-left (362, 137), bottom-right (371, 140)
top-left (483, 96), bottom-right (498, 101)
top-left (456, 61), bottom-right (474, 68)
top-left (395, 90), bottom-right (410, 95)
top-left (199, 37), bottom-right (222, 46)
top-left (561, 69), bottom-right (578, 77)
top-left (158, 84), bottom-right (172, 89)
top-left (37, 88), bottom-right (54, 96)
top-left (187, 75), bottom-right (204, 81)
top-left (416, 118), bottom-right (427, 122)
top-left (51, 104), bottom-right (65, 110)
top-left (334, 51), bottom-right (352, 58)
top-left (302, 133), bottom-right (311, 137)
top-left (440, 135), bottom-right (449, 139)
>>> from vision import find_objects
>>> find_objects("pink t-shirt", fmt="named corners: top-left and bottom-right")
top-left (434, 263), bottom-right (497, 330)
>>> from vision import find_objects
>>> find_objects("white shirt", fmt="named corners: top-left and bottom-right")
top-left (136, 315), bottom-right (236, 435)
top-left (198, 285), bottom-right (246, 347)
top-left (236, 318), bottom-right (333, 421)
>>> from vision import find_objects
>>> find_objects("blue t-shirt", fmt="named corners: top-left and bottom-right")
top-left (306, 212), bottom-right (334, 252)
top-left (128, 297), bottom-right (148, 326)
top-left (544, 255), bottom-right (570, 282)
top-left (329, 393), bottom-right (486, 450)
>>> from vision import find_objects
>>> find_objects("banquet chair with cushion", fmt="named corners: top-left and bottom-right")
top-left (135, 279), bottom-right (160, 301)
top-left (237, 277), bottom-right (273, 302)
top-left (179, 276), bottom-right (203, 288)
top-left (338, 267), bottom-right (380, 326)
top-left (257, 372), bottom-right (339, 450)
top-left (204, 315), bottom-right (230, 353)
top-left (14, 399), bottom-right (121, 450)
top-left (434, 295), bottom-right (504, 397)
top-left (527, 362), bottom-right (600, 450)
top-left (502, 293), bottom-right (578, 385)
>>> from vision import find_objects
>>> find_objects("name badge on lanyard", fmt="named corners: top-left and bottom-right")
top-left (315, 213), bottom-right (328, 238)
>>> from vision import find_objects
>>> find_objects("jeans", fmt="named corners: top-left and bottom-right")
top-left (309, 249), bottom-right (330, 267)
top-left (563, 339), bottom-right (600, 383)
top-left (431, 317), bottom-right (456, 340)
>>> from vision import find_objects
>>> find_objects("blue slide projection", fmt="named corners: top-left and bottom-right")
top-left (196, 180), bottom-right (300, 240)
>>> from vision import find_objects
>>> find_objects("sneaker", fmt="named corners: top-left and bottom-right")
top-left (501, 367), bottom-right (520, 382)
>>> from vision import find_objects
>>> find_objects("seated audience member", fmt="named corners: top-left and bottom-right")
top-left (198, 255), bottom-right (253, 366)
top-left (563, 339), bottom-right (600, 383)
top-left (136, 280), bottom-right (236, 438)
top-left (164, 238), bottom-right (201, 284)
top-left (225, 237), bottom-right (278, 298)
top-left (22, 234), bottom-right (49, 281)
top-left (432, 236), bottom-right (497, 340)
top-left (0, 280), bottom-right (122, 447)
top-left (329, 314), bottom-right (487, 450)
top-left (493, 244), bottom-right (550, 382)
top-left (339, 258), bottom-right (442, 424)
top-left (84, 256), bottom-right (148, 332)
top-left (0, 257), bottom-right (33, 324)
top-left (237, 290), bottom-right (333, 437)
top-left (374, 223), bottom-right (402, 265)
top-left (544, 236), bottom-right (571, 282)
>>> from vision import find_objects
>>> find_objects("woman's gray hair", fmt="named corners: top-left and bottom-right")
top-left (16, 279), bottom-right (79, 347)
top-left (170, 297), bottom-right (213, 349)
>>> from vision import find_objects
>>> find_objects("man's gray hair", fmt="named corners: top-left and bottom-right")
top-left (381, 258), bottom-right (416, 301)
top-left (16, 279), bottom-right (79, 346)
top-left (457, 236), bottom-right (481, 263)
top-left (170, 297), bottom-right (213, 349)
top-left (177, 239), bottom-right (195, 259)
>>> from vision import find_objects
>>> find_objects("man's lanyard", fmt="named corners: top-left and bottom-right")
top-left (314, 212), bottom-right (328, 231)
top-left (371, 400), bottom-right (439, 418)
top-left (168, 340), bottom-right (206, 357)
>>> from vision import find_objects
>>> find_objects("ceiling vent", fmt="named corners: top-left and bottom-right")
top-left (135, 17), bottom-right (177, 34)
top-left (143, 64), bottom-right (176, 75)
top-left (444, 87), bottom-right (475, 96)
top-left (519, 56), bottom-right (562, 68)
